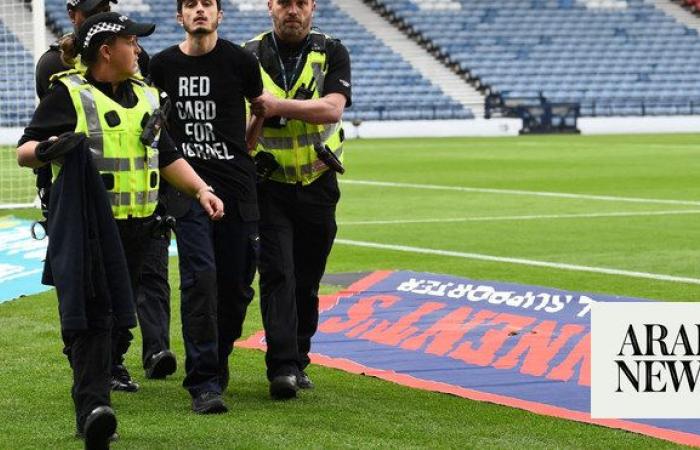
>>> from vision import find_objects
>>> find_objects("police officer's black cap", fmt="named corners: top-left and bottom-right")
top-left (66, 0), bottom-right (117, 13)
top-left (76, 12), bottom-right (155, 56)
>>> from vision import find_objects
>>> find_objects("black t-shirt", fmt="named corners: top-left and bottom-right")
top-left (35, 37), bottom-right (150, 99)
top-left (19, 75), bottom-right (181, 168)
top-left (258, 32), bottom-right (352, 106)
top-left (149, 39), bottom-right (263, 219)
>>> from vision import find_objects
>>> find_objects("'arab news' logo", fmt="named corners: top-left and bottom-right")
top-left (592, 303), bottom-right (700, 419)
top-left (616, 323), bottom-right (700, 393)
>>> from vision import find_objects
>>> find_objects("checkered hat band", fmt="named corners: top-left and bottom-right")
top-left (83, 22), bottom-right (125, 48)
top-left (66, 0), bottom-right (80, 6)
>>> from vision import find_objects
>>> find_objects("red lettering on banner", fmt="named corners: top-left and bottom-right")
top-left (361, 302), bottom-right (447, 346)
top-left (546, 332), bottom-right (590, 386)
top-left (449, 313), bottom-right (536, 366)
top-left (492, 321), bottom-right (585, 376)
top-left (318, 295), bottom-right (401, 334)
top-left (346, 319), bottom-right (377, 338)
top-left (400, 306), bottom-right (474, 356)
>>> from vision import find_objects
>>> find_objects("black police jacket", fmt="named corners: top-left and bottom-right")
top-left (42, 142), bottom-right (136, 331)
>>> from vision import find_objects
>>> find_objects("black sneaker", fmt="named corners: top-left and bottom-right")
top-left (144, 350), bottom-right (177, 379)
top-left (297, 371), bottom-right (315, 389)
top-left (75, 431), bottom-right (119, 443)
top-left (111, 365), bottom-right (139, 392)
top-left (192, 392), bottom-right (228, 414)
top-left (269, 374), bottom-right (298, 400)
top-left (82, 406), bottom-right (117, 450)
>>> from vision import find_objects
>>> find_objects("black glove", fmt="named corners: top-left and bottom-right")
top-left (34, 132), bottom-right (87, 163)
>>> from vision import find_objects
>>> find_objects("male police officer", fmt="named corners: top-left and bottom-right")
top-left (245, 0), bottom-right (351, 399)
top-left (34, 0), bottom-right (177, 391)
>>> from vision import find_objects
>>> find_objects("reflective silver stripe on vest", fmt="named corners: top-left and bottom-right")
top-left (135, 190), bottom-right (159, 205)
top-left (297, 122), bottom-right (339, 147)
top-left (281, 146), bottom-right (343, 176)
top-left (139, 84), bottom-right (159, 112)
top-left (95, 158), bottom-right (131, 172)
top-left (93, 156), bottom-right (156, 172)
top-left (258, 135), bottom-right (295, 150)
top-left (260, 122), bottom-right (339, 150)
top-left (76, 86), bottom-right (105, 155)
top-left (108, 192), bottom-right (131, 207)
top-left (108, 190), bottom-right (158, 208)
top-left (311, 62), bottom-right (325, 97)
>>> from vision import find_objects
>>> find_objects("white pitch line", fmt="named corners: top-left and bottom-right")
top-left (335, 239), bottom-right (700, 286)
top-left (338, 209), bottom-right (700, 225)
top-left (0, 268), bottom-right (43, 284)
top-left (340, 179), bottom-right (700, 207)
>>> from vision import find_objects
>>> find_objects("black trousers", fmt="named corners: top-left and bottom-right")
top-left (258, 172), bottom-right (339, 380)
top-left (62, 219), bottom-right (151, 432)
top-left (174, 200), bottom-right (258, 397)
top-left (135, 230), bottom-right (172, 367)
top-left (109, 219), bottom-right (159, 372)
top-left (63, 328), bottom-right (111, 433)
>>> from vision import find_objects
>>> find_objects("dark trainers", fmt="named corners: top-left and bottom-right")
top-left (269, 374), bottom-right (298, 400)
top-left (75, 431), bottom-right (119, 443)
top-left (111, 365), bottom-right (139, 392)
top-left (82, 406), bottom-right (117, 450)
top-left (192, 392), bottom-right (228, 414)
top-left (297, 371), bottom-right (314, 389)
top-left (145, 350), bottom-right (177, 379)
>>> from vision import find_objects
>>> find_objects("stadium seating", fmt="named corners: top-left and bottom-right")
top-left (369, 0), bottom-right (700, 116)
top-left (40, 0), bottom-right (474, 122)
top-left (0, 20), bottom-right (36, 127)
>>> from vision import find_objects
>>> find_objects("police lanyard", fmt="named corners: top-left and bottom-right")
top-left (270, 33), bottom-right (309, 96)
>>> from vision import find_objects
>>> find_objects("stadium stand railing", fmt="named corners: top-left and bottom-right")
top-left (41, 0), bottom-right (474, 122)
top-left (366, 0), bottom-right (700, 116)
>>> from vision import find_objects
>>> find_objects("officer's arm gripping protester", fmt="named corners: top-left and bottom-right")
top-left (244, 0), bottom-right (352, 399)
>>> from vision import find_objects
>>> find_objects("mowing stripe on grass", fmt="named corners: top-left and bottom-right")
top-left (335, 239), bottom-right (700, 285)
top-left (339, 209), bottom-right (700, 225)
top-left (341, 179), bottom-right (700, 207)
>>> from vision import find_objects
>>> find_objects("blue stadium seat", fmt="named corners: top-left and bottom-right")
top-left (35, 0), bottom-right (474, 122)
top-left (371, 0), bottom-right (700, 116)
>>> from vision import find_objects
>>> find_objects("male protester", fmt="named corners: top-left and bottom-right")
top-left (34, 0), bottom-right (178, 390)
top-left (149, 0), bottom-right (264, 413)
top-left (244, 0), bottom-right (351, 399)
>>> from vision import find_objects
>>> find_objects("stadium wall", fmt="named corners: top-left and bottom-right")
top-left (346, 116), bottom-right (700, 138)
top-left (3, 116), bottom-right (700, 145)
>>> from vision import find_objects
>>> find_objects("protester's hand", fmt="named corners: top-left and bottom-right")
top-left (34, 132), bottom-right (87, 162)
top-left (250, 91), bottom-right (278, 118)
top-left (196, 187), bottom-right (224, 220)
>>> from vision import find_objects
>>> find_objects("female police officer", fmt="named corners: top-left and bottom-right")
top-left (16, 12), bottom-right (223, 449)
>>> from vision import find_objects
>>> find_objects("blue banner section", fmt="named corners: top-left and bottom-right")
top-left (312, 270), bottom-right (700, 440)
top-left (0, 217), bottom-right (50, 303)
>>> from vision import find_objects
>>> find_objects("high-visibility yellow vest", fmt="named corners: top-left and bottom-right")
top-left (51, 70), bottom-right (160, 219)
top-left (245, 31), bottom-right (344, 185)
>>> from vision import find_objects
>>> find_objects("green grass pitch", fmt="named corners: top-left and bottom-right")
top-left (1, 133), bottom-right (699, 448)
